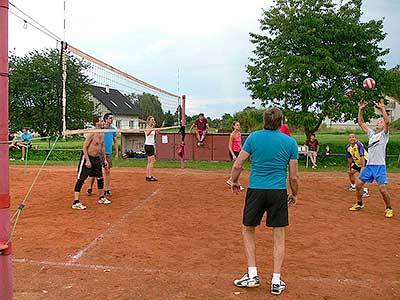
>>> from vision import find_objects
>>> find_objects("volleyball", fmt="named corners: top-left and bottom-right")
top-left (363, 77), bottom-right (375, 90)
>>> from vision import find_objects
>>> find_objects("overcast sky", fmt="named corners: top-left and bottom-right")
top-left (8, 0), bottom-right (400, 118)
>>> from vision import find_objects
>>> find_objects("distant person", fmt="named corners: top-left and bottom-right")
top-left (349, 100), bottom-right (393, 218)
top-left (8, 131), bottom-right (25, 151)
top-left (72, 119), bottom-right (110, 210)
top-left (279, 123), bottom-right (291, 136)
top-left (189, 113), bottom-right (210, 146)
top-left (87, 113), bottom-right (118, 197)
top-left (144, 116), bottom-right (164, 181)
top-left (231, 107), bottom-right (299, 296)
top-left (305, 133), bottom-right (319, 169)
top-left (226, 121), bottom-right (244, 190)
top-left (20, 128), bottom-right (32, 161)
top-left (345, 133), bottom-right (369, 197)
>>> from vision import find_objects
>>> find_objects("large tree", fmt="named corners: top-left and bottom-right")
top-left (9, 48), bottom-right (92, 136)
top-left (127, 92), bottom-right (164, 125)
top-left (246, 0), bottom-right (389, 137)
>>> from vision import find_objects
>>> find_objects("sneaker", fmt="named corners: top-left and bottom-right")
top-left (197, 142), bottom-right (201, 147)
top-left (362, 189), bottom-right (369, 197)
top-left (271, 280), bottom-right (286, 295)
top-left (239, 185), bottom-right (245, 191)
top-left (148, 176), bottom-right (158, 182)
top-left (345, 185), bottom-right (356, 191)
top-left (98, 197), bottom-right (111, 204)
top-left (385, 208), bottom-right (393, 218)
top-left (233, 274), bottom-right (260, 288)
top-left (226, 179), bottom-right (233, 186)
top-left (72, 202), bottom-right (87, 210)
top-left (104, 190), bottom-right (112, 197)
top-left (349, 203), bottom-right (365, 211)
top-left (87, 188), bottom-right (93, 196)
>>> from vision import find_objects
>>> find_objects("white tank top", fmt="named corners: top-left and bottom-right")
top-left (145, 130), bottom-right (155, 145)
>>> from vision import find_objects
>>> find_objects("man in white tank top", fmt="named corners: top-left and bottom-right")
top-left (349, 99), bottom-right (393, 218)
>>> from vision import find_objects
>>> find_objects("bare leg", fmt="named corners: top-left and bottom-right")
top-left (200, 133), bottom-right (206, 142)
top-left (104, 167), bottom-right (111, 191)
top-left (74, 191), bottom-right (80, 202)
top-left (378, 184), bottom-right (392, 208)
top-left (146, 156), bottom-right (155, 178)
top-left (348, 171), bottom-right (355, 185)
top-left (273, 227), bottom-right (285, 273)
top-left (356, 181), bottom-right (365, 202)
top-left (242, 226), bottom-right (256, 267)
top-left (195, 132), bottom-right (201, 143)
top-left (88, 177), bottom-right (95, 190)
top-left (21, 147), bottom-right (25, 159)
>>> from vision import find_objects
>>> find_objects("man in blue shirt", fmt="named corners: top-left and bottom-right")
top-left (20, 128), bottom-right (33, 161)
top-left (87, 113), bottom-right (119, 197)
top-left (231, 108), bottom-right (299, 296)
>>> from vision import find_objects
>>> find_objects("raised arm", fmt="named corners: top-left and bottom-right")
top-left (189, 123), bottom-right (196, 134)
top-left (114, 136), bottom-right (119, 160)
top-left (358, 101), bottom-right (369, 134)
top-left (377, 99), bottom-right (390, 134)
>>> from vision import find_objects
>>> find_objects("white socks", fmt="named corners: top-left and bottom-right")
top-left (272, 273), bottom-right (281, 285)
top-left (248, 267), bottom-right (258, 278)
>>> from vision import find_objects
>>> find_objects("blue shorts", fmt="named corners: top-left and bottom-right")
top-left (359, 165), bottom-right (388, 185)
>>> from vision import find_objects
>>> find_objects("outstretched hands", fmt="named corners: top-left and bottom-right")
top-left (376, 98), bottom-right (386, 111)
top-left (359, 101), bottom-right (368, 110)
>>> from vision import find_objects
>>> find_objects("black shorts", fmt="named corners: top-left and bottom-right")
top-left (77, 153), bottom-right (103, 180)
top-left (351, 163), bottom-right (362, 173)
top-left (243, 188), bottom-right (288, 227)
top-left (145, 145), bottom-right (155, 157)
top-left (229, 150), bottom-right (240, 160)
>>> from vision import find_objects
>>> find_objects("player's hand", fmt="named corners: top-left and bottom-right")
top-left (103, 160), bottom-right (109, 168)
top-left (231, 182), bottom-right (241, 194)
top-left (85, 161), bottom-right (91, 168)
top-left (288, 194), bottom-right (297, 207)
top-left (232, 155), bottom-right (237, 161)
top-left (376, 98), bottom-right (385, 110)
top-left (0, 243), bottom-right (8, 250)
top-left (359, 101), bottom-right (368, 110)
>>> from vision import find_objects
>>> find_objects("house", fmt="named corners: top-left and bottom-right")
top-left (325, 96), bottom-right (400, 129)
top-left (89, 85), bottom-right (142, 129)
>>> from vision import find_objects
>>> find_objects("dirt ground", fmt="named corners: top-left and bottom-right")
top-left (7, 166), bottom-right (400, 300)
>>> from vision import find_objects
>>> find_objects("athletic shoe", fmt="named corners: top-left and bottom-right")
top-left (87, 188), bottom-right (93, 196)
top-left (349, 203), bottom-right (365, 211)
top-left (385, 208), bottom-right (393, 218)
top-left (98, 197), bottom-right (111, 204)
top-left (271, 280), bottom-right (286, 295)
top-left (233, 274), bottom-right (260, 288)
top-left (345, 185), bottom-right (356, 192)
top-left (362, 189), bottom-right (369, 197)
top-left (197, 142), bottom-right (201, 147)
top-left (240, 185), bottom-right (245, 191)
top-left (226, 179), bottom-right (233, 186)
top-left (148, 176), bottom-right (158, 182)
top-left (104, 190), bottom-right (112, 197)
top-left (72, 202), bottom-right (87, 210)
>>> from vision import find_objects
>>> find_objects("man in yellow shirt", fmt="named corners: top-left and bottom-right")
top-left (345, 133), bottom-right (369, 197)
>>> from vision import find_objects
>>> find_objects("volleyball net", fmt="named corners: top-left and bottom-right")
top-left (62, 43), bottom-right (183, 135)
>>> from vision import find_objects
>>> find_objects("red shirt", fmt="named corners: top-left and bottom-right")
top-left (194, 118), bottom-right (208, 131)
top-left (280, 124), bottom-right (291, 136)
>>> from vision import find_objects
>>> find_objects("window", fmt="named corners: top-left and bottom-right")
top-left (115, 120), bottom-right (121, 128)
top-left (129, 120), bottom-right (135, 128)
top-left (110, 100), bottom-right (118, 107)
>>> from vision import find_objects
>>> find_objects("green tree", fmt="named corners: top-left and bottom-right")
top-left (9, 48), bottom-right (92, 136)
top-left (246, 0), bottom-right (389, 137)
top-left (127, 92), bottom-right (164, 125)
top-left (381, 65), bottom-right (400, 99)
top-left (233, 107), bottom-right (264, 133)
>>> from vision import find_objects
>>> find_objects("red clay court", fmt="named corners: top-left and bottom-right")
top-left (9, 166), bottom-right (400, 300)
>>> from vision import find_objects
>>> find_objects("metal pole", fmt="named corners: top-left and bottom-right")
top-left (0, 0), bottom-right (14, 298)
top-left (62, 41), bottom-right (67, 135)
top-left (180, 95), bottom-right (186, 169)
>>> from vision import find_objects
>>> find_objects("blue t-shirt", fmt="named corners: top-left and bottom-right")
top-left (104, 125), bottom-right (118, 155)
top-left (243, 130), bottom-right (299, 189)
top-left (21, 133), bottom-right (33, 145)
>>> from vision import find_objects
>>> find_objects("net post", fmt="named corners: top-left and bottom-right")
top-left (180, 95), bottom-right (186, 169)
top-left (0, 0), bottom-right (13, 298)
top-left (61, 41), bottom-right (67, 139)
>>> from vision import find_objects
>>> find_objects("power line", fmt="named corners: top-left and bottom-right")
top-left (9, 2), bottom-right (62, 42)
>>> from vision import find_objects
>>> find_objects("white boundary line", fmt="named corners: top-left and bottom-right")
top-left (12, 258), bottom-right (400, 286)
top-left (68, 188), bottom-right (161, 264)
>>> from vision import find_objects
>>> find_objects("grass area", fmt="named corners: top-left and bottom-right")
top-left (9, 157), bottom-right (400, 172)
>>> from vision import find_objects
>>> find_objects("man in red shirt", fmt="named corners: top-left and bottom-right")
top-left (280, 124), bottom-right (291, 136)
top-left (190, 113), bottom-right (210, 146)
